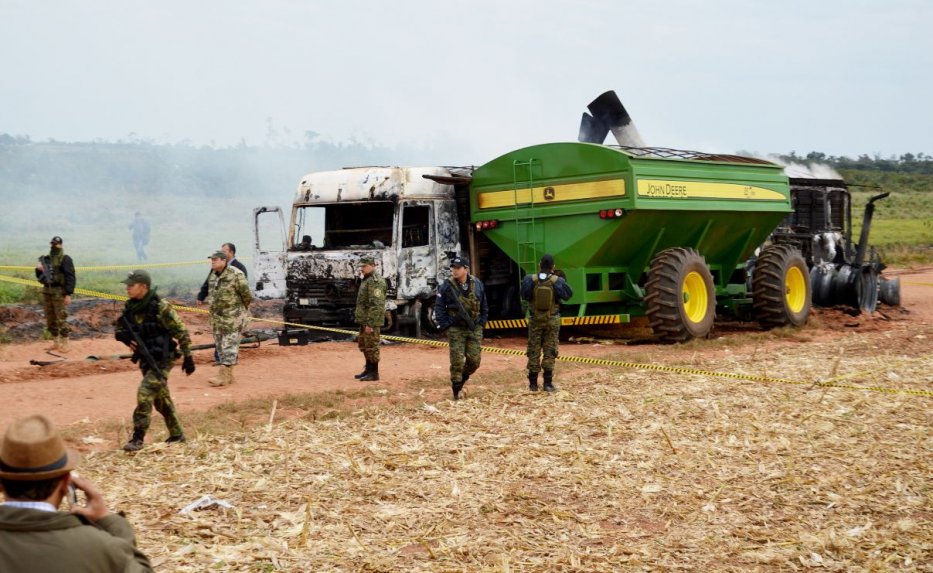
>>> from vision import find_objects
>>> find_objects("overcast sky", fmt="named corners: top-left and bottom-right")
top-left (2, 0), bottom-right (930, 163)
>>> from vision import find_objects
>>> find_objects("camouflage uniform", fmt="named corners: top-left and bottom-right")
top-left (35, 246), bottom-right (76, 340)
top-left (354, 270), bottom-right (386, 365)
top-left (435, 275), bottom-right (489, 398)
top-left (208, 265), bottom-right (252, 365)
top-left (115, 294), bottom-right (192, 441)
top-left (521, 270), bottom-right (573, 391)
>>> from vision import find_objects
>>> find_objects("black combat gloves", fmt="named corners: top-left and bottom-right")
top-left (182, 355), bottom-right (196, 375)
top-left (115, 330), bottom-right (133, 346)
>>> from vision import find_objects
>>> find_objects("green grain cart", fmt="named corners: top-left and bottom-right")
top-left (467, 142), bottom-right (811, 342)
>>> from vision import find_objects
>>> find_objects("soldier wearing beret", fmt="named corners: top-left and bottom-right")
top-left (353, 256), bottom-right (387, 381)
top-left (434, 255), bottom-right (489, 400)
top-left (206, 250), bottom-right (252, 387)
top-left (114, 270), bottom-right (195, 452)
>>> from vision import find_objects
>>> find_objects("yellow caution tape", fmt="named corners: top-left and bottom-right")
top-left (0, 257), bottom-right (250, 273)
top-left (253, 315), bottom-right (933, 397)
top-left (486, 314), bottom-right (626, 330)
top-left (1, 273), bottom-right (930, 398)
top-left (75, 261), bottom-right (207, 271)
top-left (903, 281), bottom-right (933, 287)
top-left (823, 354), bottom-right (931, 384)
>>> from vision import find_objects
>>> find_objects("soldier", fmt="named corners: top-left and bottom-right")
top-left (353, 256), bottom-right (387, 381)
top-left (34, 236), bottom-right (76, 353)
top-left (434, 255), bottom-right (489, 400)
top-left (521, 254), bottom-right (573, 392)
top-left (114, 270), bottom-right (196, 452)
top-left (206, 250), bottom-right (252, 386)
top-left (196, 242), bottom-right (247, 305)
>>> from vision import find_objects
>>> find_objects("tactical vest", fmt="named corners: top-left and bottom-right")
top-left (447, 277), bottom-right (480, 323)
top-left (531, 274), bottom-right (558, 322)
top-left (38, 251), bottom-right (65, 287)
top-left (122, 295), bottom-right (178, 364)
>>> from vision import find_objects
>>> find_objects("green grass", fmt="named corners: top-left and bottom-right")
top-left (841, 189), bottom-right (932, 267)
top-left (0, 194), bottom-right (261, 303)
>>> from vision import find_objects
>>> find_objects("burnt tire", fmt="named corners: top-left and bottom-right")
top-left (753, 244), bottom-right (811, 328)
top-left (420, 296), bottom-right (441, 335)
top-left (879, 276), bottom-right (901, 306)
top-left (645, 247), bottom-right (715, 343)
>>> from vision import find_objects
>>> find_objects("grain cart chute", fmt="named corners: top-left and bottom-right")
top-left (468, 142), bottom-right (811, 342)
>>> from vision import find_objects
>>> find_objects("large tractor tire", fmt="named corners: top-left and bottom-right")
top-left (753, 244), bottom-right (811, 328)
top-left (645, 247), bottom-right (716, 343)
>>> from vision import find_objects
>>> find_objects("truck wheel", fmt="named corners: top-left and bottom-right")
top-left (420, 297), bottom-right (441, 335)
top-left (753, 244), bottom-right (811, 328)
top-left (879, 276), bottom-right (901, 306)
top-left (645, 247), bottom-right (715, 342)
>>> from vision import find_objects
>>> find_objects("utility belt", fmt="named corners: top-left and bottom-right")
top-left (133, 335), bottom-right (179, 367)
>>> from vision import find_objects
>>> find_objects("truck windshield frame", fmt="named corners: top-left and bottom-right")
top-left (291, 202), bottom-right (395, 250)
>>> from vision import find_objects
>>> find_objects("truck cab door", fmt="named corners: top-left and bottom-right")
top-left (397, 202), bottom-right (437, 298)
top-left (253, 206), bottom-right (287, 299)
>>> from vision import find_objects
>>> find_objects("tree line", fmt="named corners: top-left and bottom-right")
top-left (2, 134), bottom-right (930, 203)
top-left (776, 151), bottom-right (933, 175)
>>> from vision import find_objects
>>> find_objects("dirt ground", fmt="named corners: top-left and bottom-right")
top-left (1, 267), bottom-right (931, 446)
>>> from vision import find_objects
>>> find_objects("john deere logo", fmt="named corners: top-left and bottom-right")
top-left (543, 187), bottom-right (556, 201)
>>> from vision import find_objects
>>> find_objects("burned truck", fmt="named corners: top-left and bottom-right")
top-left (252, 166), bottom-right (519, 338)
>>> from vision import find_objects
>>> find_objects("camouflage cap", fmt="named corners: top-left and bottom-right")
top-left (449, 255), bottom-right (470, 268)
top-left (120, 269), bottom-right (151, 286)
top-left (209, 250), bottom-right (228, 260)
top-left (359, 256), bottom-right (376, 265)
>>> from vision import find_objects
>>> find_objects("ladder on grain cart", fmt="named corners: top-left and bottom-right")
top-left (512, 158), bottom-right (544, 278)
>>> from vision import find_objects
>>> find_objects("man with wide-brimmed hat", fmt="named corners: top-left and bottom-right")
top-left (34, 236), bottom-right (76, 352)
top-left (115, 269), bottom-right (195, 451)
top-left (0, 415), bottom-right (153, 571)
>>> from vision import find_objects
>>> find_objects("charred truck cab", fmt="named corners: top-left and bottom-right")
top-left (253, 166), bottom-right (518, 338)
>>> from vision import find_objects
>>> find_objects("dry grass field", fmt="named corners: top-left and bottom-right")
top-left (69, 327), bottom-right (931, 572)
top-left (2, 269), bottom-right (931, 572)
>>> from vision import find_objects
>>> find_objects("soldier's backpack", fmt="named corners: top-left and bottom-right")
top-left (531, 274), bottom-right (558, 322)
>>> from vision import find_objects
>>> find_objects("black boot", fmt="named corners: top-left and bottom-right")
top-left (528, 371), bottom-right (539, 392)
top-left (354, 362), bottom-right (370, 380)
top-left (123, 430), bottom-right (145, 452)
top-left (359, 362), bottom-right (380, 381)
top-left (452, 381), bottom-right (464, 400)
top-left (543, 370), bottom-right (556, 393)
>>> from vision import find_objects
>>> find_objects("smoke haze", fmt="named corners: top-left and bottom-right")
top-left (1, 0), bottom-right (930, 158)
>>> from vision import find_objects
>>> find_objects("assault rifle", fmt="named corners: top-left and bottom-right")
top-left (36, 256), bottom-right (54, 286)
top-left (118, 315), bottom-right (168, 383)
top-left (447, 283), bottom-right (477, 331)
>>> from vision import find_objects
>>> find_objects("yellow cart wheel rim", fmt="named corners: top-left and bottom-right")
top-left (785, 266), bottom-right (806, 313)
top-left (682, 271), bottom-right (708, 324)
